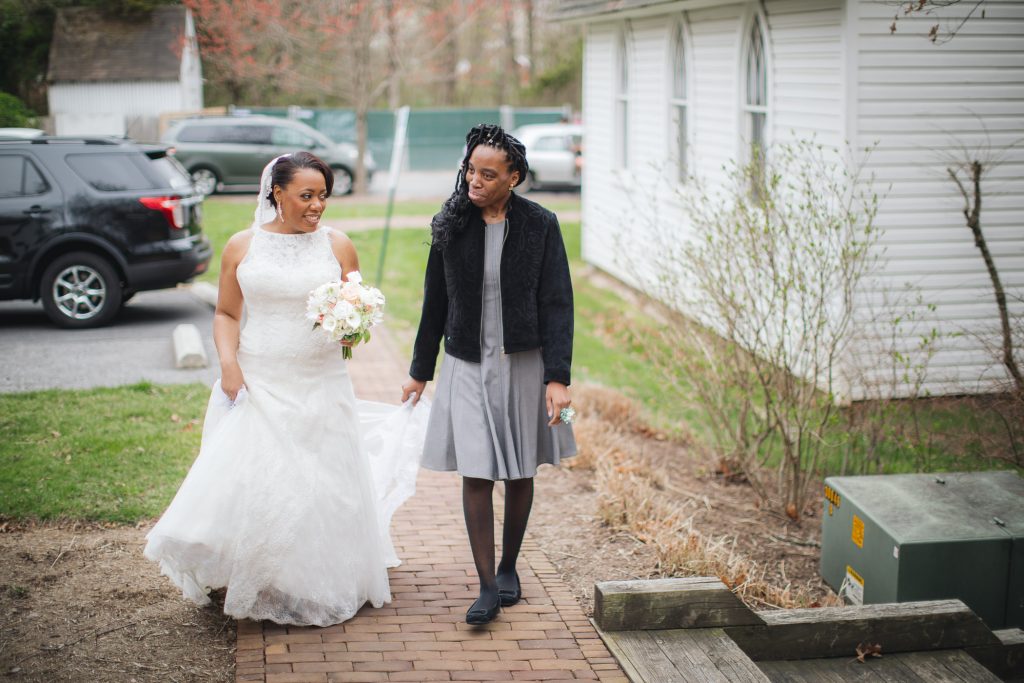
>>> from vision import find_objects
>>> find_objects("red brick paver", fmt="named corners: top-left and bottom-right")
top-left (235, 327), bottom-right (628, 683)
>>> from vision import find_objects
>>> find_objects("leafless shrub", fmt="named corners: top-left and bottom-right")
top-left (617, 140), bottom-right (887, 520)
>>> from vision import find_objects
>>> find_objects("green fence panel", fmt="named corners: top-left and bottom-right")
top-left (243, 107), bottom-right (566, 171)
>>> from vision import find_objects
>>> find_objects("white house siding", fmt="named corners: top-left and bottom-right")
top-left (688, 4), bottom-right (745, 191)
top-left (580, 22), bottom-right (622, 275)
top-left (849, 0), bottom-right (1024, 396)
top-left (582, 4), bottom-right (752, 287)
top-left (50, 81), bottom-right (189, 141)
top-left (763, 0), bottom-right (845, 149)
top-left (580, 1), bottom-right (848, 327)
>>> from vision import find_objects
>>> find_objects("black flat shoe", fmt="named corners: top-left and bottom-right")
top-left (466, 595), bottom-right (501, 625)
top-left (497, 572), bottom-right (522, 607)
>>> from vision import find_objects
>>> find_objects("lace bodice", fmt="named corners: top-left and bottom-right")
top-left (236, 225), bottom-right (342, 362)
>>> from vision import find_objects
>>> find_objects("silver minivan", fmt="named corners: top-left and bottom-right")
top-left (511, 123), bottom-right (583, 192)
top-left (162, 115), bottom-right (375, 196)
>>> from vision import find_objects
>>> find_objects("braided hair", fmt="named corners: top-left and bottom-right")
top-left (430, 124), bottom-right (528, 250)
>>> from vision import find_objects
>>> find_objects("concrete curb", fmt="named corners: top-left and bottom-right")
top-left (172, 323), bottom-right (208, 368)
top-left (170, 283), bottom-right (217, 372)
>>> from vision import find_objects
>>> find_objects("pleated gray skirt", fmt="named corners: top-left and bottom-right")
top-left (420, 220), bottom-right (576, 481)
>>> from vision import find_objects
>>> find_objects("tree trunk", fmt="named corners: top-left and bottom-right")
top-left (495, 0), bottom-right (516, 104)
top-left (441, 0), bottom-right (460, 105)
top-left (525, 0), bottom-right (535, 84)
top-left (353, 3), bottom-right (373, 195)
top-left (949, 161), bottom-right (1023, 394)
top-left (386, 0), bottom-right (400, 110)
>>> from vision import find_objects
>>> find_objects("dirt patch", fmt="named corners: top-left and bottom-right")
top-left (528, 384), bottom-right (837, 615)
top-left (0, 522), bottom-right (233, 682)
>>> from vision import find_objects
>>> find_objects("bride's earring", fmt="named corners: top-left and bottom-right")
top-left (276, 202), bottom-right (284, 223)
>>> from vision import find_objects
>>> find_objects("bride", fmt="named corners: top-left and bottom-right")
top-left (144, 152), bottom-right (426, 627)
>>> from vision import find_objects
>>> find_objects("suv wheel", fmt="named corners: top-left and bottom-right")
top-left (332, 167), bottom-right (354, 196)
top-left (40, 252), bottom-right (123, 328)
top-left (190, 166), bottom-right (220, 196)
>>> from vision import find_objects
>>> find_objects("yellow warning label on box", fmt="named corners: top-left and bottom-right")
top-left (844, 565), bottom-right (864, 605)
top-left (851, 514), bottom-right (865, 548)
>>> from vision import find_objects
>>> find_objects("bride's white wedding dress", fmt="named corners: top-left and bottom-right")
top-left (144, 222), bottom-right (426, 627)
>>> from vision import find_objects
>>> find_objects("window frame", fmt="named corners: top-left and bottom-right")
top-left (668, 14), bottom-right (693, 184)
top-left (739, 7), bottom-right (771, 165)
top-left (0, 155), bottom-right (51, 199)
top-left (615, 22), bottom-right (633, 171)
top-left (65, 152), bottom-right (160, 193)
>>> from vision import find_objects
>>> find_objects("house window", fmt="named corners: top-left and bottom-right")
top-left (616, 25), bottom-right (631, 169)
top-left (743, 13), bottom-right (769, 184)
top-left (670, 19), bottom-right (690, 182)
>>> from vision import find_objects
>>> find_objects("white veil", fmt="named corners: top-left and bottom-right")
top-left (252, 154), bottom-right (292, 229)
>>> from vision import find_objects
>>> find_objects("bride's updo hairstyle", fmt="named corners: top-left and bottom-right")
top-left (267, 151), bottom-right (334, 207)
top-left (430, 124), bottom-right (528, 250)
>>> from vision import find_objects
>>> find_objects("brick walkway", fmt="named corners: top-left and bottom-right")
top-left (234, 326), bottom-right (628, 683)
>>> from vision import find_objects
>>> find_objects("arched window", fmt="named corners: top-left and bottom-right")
top-left (670, 18), bottom-right (690, 182)
top-left (616, 25), bottom-right (631, 169)
top-left (743, 13), bottom-right (768, 163)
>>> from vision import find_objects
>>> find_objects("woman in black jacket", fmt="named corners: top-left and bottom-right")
top-left (402, 124), bottom-right (576, 625)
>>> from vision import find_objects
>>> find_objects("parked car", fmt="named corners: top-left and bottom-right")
top-left (0, 136), bottom-right (212, 328)
top-left (511, 123), bottom-right (583, 192)
top-left (162, 115), bottom-right (375, 196)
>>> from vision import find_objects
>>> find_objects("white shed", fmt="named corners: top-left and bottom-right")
top-left (47, 6), bottom-right (202, 142)
top-left (554, 0), bottom-right (1024, 399)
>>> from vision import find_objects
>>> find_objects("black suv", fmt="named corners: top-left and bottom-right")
top-left (0, 137), bottom-right (212, 328)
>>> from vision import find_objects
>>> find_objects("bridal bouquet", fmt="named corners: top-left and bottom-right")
top-left (306, 272), bottom-right (385, 359)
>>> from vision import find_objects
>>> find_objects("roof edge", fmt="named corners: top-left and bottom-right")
top-left (552, 0), bottom-right (742, 24)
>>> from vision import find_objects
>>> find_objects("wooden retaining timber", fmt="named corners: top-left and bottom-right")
top-left (595, 577), bottom-right (765, 631)
top-left (969, 628), bottom-right (1024, 682)
top-left (593, 578), bottom-right (1022, 682)
top-left (724, 599), bottom-right (1000, 660)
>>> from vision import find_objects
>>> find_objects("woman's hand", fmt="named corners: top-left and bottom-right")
top-left (220, 361), bottom-right (246, 401)
top-left (402, 378), bottom-right (426, 406)
top-left (546, 382), bottom-right (571, 426)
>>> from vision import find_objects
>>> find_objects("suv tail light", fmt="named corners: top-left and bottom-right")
top-left (139, 195), bottom-right (185, 230)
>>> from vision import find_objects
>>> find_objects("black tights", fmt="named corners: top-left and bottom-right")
top-left (462, 476), bottom-right (534, 602)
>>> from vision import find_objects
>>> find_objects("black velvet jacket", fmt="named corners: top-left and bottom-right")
top-left (409, 193), bottom-right (574, 386)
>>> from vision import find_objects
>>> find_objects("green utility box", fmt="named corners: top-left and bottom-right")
top-left (820, 470), bottom-right (1024, 629)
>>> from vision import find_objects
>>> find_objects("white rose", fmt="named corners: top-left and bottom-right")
top-left (344, 310), bottom-right (362, 330)
top-left (346, 271), bottom-right (363, 284)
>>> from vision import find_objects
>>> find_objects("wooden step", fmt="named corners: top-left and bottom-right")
top-left (602, 627), bottom-right (770, 682)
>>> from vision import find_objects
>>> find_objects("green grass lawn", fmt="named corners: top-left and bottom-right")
top-left (0, 382), bottom-right (208, 522)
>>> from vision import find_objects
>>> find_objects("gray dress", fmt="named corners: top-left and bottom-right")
top-left (420, 220), bottom-right (577, 481)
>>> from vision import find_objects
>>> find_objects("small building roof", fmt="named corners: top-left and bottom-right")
top-left (47, 6), bottom-right (187, 83)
